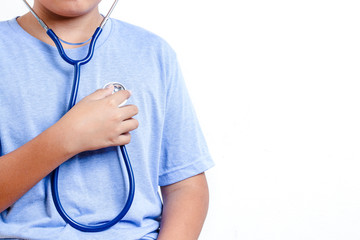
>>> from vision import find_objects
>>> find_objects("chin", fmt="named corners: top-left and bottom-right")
top-left (37, 0), bottom-right (101, 18)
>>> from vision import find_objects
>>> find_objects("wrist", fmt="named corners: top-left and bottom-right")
top-left (45, 121), bottom-right (78, 161)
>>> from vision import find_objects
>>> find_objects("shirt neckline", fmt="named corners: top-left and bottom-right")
top-left (7, 17), bottom-right (113, 55)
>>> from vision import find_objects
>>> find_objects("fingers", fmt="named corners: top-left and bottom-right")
top-left (91, 88), bottom-right (138, 122)
top-left (90, 89), bottom-right (139, 146)
top-left (111, 118), bottom-right (139, 146)
top-left (117, 133), bottom-right (132, 145)
top-left (86, 88), bottom-right (131, 106)
top-left (118, 104), bottom-right (139, 120)
top-left (118, 118), bottom-right (139, 133)
top-left (106, 90), bottom-right (132, 107)
top-left (88, 86), bottom-right (115, 101)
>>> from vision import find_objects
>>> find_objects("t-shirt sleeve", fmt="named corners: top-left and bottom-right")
top-left (158, 48), bottom-right (214, 186)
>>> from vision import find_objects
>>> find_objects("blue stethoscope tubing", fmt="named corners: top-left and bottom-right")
top-left (22, 0), bottom-right (135, 233)
top-left (49, 28), bottom-right (135, 232)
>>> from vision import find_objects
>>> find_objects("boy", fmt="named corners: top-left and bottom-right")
top-left (0, 0), bottom-right (214, 239)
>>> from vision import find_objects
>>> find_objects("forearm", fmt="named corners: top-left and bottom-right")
top-left (0, 123), bottom-right (74, 212)
top-left (158, 173), bottom-right (209, 240)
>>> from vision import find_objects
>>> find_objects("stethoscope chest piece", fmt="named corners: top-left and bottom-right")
top-left (104, 82), bottom-right (126, 92)
top-left (103, 82), bottom-right (127, 107)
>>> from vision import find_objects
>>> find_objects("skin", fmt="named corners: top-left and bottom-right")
top-left (158, 173), bottom-right (210, 240)
top-left (2, 0), bottom-right (210, 238)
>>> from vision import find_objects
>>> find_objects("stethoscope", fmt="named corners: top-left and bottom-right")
top-left (22, 0), bottom-right (135, 232)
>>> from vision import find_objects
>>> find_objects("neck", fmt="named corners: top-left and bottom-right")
top-left (17, 5), bottom-right (103, 49)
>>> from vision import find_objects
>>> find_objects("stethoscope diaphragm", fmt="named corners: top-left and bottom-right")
top-left (103, 82), bottom-right (127, 107)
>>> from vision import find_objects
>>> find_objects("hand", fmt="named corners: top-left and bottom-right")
top-left (56, 87), bottom-right (139, 155)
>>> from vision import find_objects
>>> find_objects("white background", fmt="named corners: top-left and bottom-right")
top-left (2, 1), bottom-right (360, 239)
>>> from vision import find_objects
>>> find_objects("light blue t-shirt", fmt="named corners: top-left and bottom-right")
top-left (0, 18), bottom-right (214, 239)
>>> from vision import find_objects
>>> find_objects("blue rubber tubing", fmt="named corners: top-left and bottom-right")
top-left (49, 27), bottom-right (135, 232)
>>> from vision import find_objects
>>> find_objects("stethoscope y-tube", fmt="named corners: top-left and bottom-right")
top-left (22, 0), bottom-right (135, 232)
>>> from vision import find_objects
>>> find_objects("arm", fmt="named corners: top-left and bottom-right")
top-left (0, 88), bottom-right (139, 212)
top-left (158, 173), bottom-right (209, 240)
